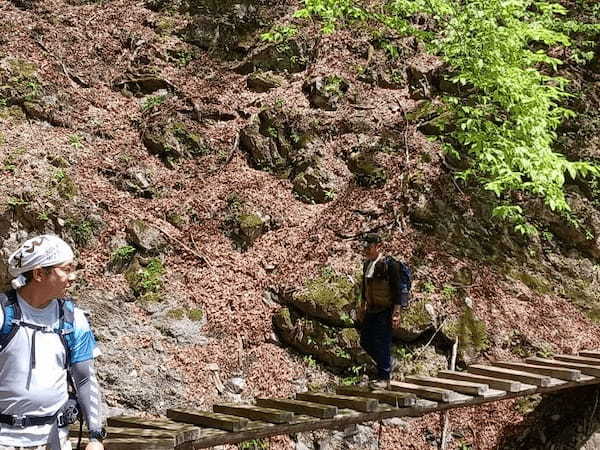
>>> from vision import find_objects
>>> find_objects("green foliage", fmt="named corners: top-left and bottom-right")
top-left (420, 281), bottom-right (435, 293)
top-left (67, 219), bottom-right (96, 246)
top-left (126, 257), bottom-right (165, 301)
top-left (2, 147), bottom-right (25, 172)
top-left (68, 134), bottom-right (84, 150)
top-left (303, 354), bottom-right (318, 369)
top-left (110, 245), bottom-right (136, 267)
top-left (52, 169), bottom-right (77, 199)
top-left (296, 0), bottom-right (600, 232)
top-left (441, 284), bottom-right (457, 300)
top-left (141, 95), bottom-right (167, 112)
top-left (260, 25), bottom-right (298, 43)
top-left (238, 438), bottom-right (268, 450)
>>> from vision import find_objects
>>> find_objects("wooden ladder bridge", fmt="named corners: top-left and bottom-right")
top-left (83, 351), bottom-right (600, 449)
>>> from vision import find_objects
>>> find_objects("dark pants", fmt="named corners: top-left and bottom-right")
top-left (360, 308), bottom-right (392, 380)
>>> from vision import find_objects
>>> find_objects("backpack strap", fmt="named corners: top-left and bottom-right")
top-left (0, 290), bottom-right (22, 351)
top-left (57, 298), bottom-right (75, 369)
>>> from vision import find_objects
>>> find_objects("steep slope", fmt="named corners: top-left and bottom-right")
top-left (0, 0), bottom-right (599, 448)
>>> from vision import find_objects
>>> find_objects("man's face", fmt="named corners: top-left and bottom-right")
top-left (40, 262), bottom-right (76, 298)
top-left (363, 243), bottom-right (380, 260)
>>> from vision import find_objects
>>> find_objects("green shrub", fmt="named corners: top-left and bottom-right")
top-left (110, 245), bottom-right (136, 267)
top-left (125, 258), bottom-right (165, 301)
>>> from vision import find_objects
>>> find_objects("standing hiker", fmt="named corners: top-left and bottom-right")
top-left (358, 233), bottom-right (411, 389)
top-left (0, 235), bottom-right (105, 450)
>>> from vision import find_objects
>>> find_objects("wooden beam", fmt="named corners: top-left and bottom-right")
top-left (213, 404), bottom-right (294, 424)
top-left (405, 375), bottom-right (489, 396)
top-left (295, 392), bottom-right (379, 413)
top-left (437, 370), bottom-right (532, 393)
top-left (73, 437), bottom-right (175, 449)
top-left (579, 351), bottom-right (600, 360)
top-left (70, 426), bottom-right (177, 440)
top-left (255, 398), bottom-right (338, 419)
top-left (467, 365), bottom-right (563, 387)
top-left (389, 381), bottom-right (471, 404)
top-left (336, 385), bottom-right (417, 407)
top-left (554, 355), bottom-right (600, 366)
top-left (175, 407), bottom-right (418, 449)
top-left (526, 357), bottom-right (600, 377)
top-left (167, 409), bottom-right (249, 432)
top-left (492, 361), bottom-right (581, 381)
top-left (106, 416), bottom-right (208, 445)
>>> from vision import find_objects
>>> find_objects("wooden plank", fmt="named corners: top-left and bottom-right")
top-left (175, 406), bottom-right (418, 449)
top-left (213, 404), bottom-right (294, 424)
top-left (468, 365), bottom-right (563, 387)
top-left (492, 361), bottom-right (581, 381)
top-left (73, 437), bottom-right (175, 450)
top-left (335, 385), bottom-right (417, 407)
top-left (70, 426), bottom-right (176, 440)
top-left (405, 375), bottom-right (489, 396)
top-left (296, 392), bottom-right (379, 412)
top-left (106, 416), bottom-right (205, 445)
top-left (526, 357), bottom-right (600, 377)
top-left (554, 354), bottom-right (600, 366)
top-left (255, 398), bottom-right (337, 419)
top-left (388, 381), bottom-right (470, 404)
top-left (579, 351), bottom-right (600, 360)
top-left (437, 370), bottom-right (529, 393)
top-left (167, 409), bottom-right (248, 432)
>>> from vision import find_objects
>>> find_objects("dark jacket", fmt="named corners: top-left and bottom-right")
top-left (361, 256), bottom-right (410, 311)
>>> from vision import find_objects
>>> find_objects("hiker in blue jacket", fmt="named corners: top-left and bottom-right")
top-left (358, 233), bottom-right (411, 389)
top-left (0, 235), bottom-right (105, 450)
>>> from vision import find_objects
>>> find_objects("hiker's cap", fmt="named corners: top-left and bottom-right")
top-left (362, 233), bottom-right (382, 247)
top-left (8, 235), bottom-right (74, 289)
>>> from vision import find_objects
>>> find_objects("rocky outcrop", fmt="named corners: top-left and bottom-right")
top-left (346, 146), bottom-right (387, 188)
top-left (273, 307), bottom-right (369, 370)
top-left (303, 76), bottom-right (349, 111)
top-left (292, 166), bottom-right (335, 204)
top-left (142, 118), bottom-right (209, 168)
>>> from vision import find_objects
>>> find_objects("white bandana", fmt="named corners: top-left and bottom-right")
top-left (7, 235), bottom-right (74, 289)
top-left (365, 253), bottom-right (383, 279)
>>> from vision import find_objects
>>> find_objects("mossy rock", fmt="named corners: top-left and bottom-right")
top-left (273, 307), bottom-right (369, 370)
top-left (235, 39), bottom-right (310, 74)
top-left (0, 105), bottom-right (26, 122)
top-left (142, 120), bottom-right (209, 168)
top-left (0, 58), bottom-right (41, 103)
top-left (166, 307), bottom-right (204, 322)
top-left (443, 307), bottom-right (489, 363)
top-left (291, 268), bottom-right (359, 327)
top-left (126, 219), bottom-right (166, 254)
top-left (510, 269), bottom-right (553, 295)
top-left (292, 165), bottom-right (334, 204)
top-left (247, 71), bottom-right (283, 92)
top-left (303, 75), bottom-right (349, 111)
top-left (124, 257), bottom-right (165, 300)
top-left (394, 299), bottom-right (435, 342)
top-left (347, 151), bottom-right (387, 188)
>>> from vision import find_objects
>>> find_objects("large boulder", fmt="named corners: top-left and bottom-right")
top-left (290, 269), bottom-right (360, 327)
top-left (394, 299), bottom-right (436, 342)
top-left (347, 147), bottom-right (387, 188)
top-left (126, 220), bottom-right (167, 255)
top-left (273, 307), bottom-right (369, 370)
top-left (292, 166), bottom-right (334, 204)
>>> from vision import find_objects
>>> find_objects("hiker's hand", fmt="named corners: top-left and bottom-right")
top-left (86, 441), bottom-right (104, 450)
top-left (392, 305), bottom-right (402, 328)
top-left (357, 304), bottom-right (366, 322)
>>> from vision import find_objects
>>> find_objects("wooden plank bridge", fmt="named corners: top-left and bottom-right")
top-left (80, 351), bottom-right (600, 449)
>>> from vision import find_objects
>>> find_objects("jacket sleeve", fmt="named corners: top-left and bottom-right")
top-left (388, 258), bottom-right (410, 307)
top-left (71, 359), bottom-right (104, 436)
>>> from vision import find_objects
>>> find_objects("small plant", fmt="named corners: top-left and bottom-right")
top-left (141, 95), bottom-right (167, 112)
top-left (125, 257), bottom-right (165, 302)
top-left (260, 25), bottom-right (298, 43)
top-left (24, 80), bottom-right (41, 101)
top-left (67, 219), bottom-right (95, 246)
top-left (68, 134), bottom-right (84, 150)
top-left (52, 169), bottom-right (77, 199)
top-left (110, 245), bottom-right (136, 267)
top-left (442, 284), bottom-right (457, 300)
top-left (238, 438), bottom-right (268, 450)
top-left (420, 281), bottom-right (435, 293)
top-left (303, 355), bottom-right (318, 369)
top-left (7, 196), bottom-right (27, 208)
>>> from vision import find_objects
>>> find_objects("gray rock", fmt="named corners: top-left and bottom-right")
top-left (247, 71), bottom-right (283, 92)
top-left (292, 165), bottom-right (334, 204)
top-left (303, 76), bottom-right (349, 111)
top-left (126, 219), bottom-right (166, 255)
top-left (225, 377), bottom-right (246, 394)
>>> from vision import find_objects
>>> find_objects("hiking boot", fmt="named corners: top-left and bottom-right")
top-left (369, 379), bottom-right (391, 390)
